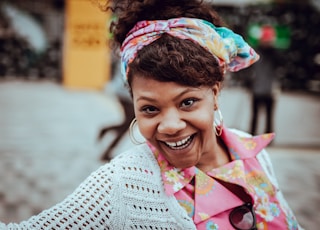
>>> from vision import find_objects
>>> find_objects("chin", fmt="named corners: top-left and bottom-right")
top-left (170, 156), bottom-right (199, 169)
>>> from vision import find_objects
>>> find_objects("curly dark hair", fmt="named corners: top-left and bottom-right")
top-left (103, 0), bottom-right (226, 88)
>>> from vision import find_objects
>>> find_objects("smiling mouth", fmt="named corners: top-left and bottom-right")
top-left (163, 134), bottom-right (195, 150)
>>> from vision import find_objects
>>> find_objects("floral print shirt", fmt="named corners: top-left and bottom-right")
top-left (148, 128), bottom-right (300, 229)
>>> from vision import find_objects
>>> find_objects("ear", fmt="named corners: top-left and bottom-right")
top-left (212, 83), bottom-right (221, 111)
top-left (212, 82), bottom-right (221, 95)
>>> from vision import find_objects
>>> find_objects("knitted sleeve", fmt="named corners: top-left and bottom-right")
top-left (1, 162), bottom-right (124, 230)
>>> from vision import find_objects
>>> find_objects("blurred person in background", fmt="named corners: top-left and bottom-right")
top-left (0, 0), bottom-right (303, 229)
top-left (98, 52), bottom-right (134, 161)
top-left (250, 25), bottom-right (280, 136)
top-left (97, 13), bottom-right (135, 161)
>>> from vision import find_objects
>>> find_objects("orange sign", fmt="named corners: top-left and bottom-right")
top-left (63, 0), bottom-right (111, 90)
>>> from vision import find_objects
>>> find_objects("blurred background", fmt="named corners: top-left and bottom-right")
top-left (0, 0), bottom-right (319, 229)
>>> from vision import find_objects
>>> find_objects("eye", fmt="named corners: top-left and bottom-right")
top-left (181, 98), bottom-right (198, 108)
top-left (141, 105), bottom-right (159, 115)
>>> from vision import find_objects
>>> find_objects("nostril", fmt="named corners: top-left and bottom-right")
top-left (158, 120), bottom-right (186, 135)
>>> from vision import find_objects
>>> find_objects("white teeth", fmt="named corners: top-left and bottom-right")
top-left (165, 136), bottom-right (191, 148)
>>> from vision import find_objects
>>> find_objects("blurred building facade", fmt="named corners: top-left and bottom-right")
top-left (0, 0), bottom-right (319, 93)
top-left (0, 0), bottom-right (64, 81)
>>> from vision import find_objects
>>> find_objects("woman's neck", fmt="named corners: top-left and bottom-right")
top-left (197, 137), bottom-right (231, 173)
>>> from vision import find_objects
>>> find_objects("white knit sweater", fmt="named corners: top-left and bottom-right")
top-left (0, 130), bottom-right (297, 230)
top-left (2, 143), bottom-right (196, 229)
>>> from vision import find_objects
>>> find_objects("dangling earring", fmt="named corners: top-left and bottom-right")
top-left (214, 109), bottom-right (224, 136)
top-left (129, 118), bottom-right (144, 145)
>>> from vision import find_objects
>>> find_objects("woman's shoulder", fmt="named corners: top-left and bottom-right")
top-left (111, 143), bottom-right (154, 161)
top-left (106, 143), bottom-right (161, 173)
top-left (225, 128), bottom-right (278, 185)
top-left (84, 144), bottom-right (162, 198)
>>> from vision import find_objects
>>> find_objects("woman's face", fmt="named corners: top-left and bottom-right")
top-left (131, 76), bottom-right (221, 169)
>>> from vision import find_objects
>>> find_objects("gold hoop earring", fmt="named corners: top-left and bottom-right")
top-left (129, 118), bottom-right (144, 145)
top-left (214, 109), bottom-right (224, 136)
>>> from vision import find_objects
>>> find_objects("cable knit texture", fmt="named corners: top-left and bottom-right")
top-left (0, 129), bottom-right (292, 229)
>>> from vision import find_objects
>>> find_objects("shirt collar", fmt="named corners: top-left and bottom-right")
top-left (148, 127), bottom-right (274, 196)
top-left (221, 128), bottom-right (275, 160)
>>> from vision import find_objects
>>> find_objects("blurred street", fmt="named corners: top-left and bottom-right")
top-left (0, 80), bottom-right (319, 230)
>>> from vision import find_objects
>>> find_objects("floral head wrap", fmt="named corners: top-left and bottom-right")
top-left (121, 17), bottom-right (259, 81)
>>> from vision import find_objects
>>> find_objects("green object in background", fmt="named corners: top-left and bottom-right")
top-left (275, 25), bottom-right (291, 49)
top-left (247, 23), bottom-right (291, 50)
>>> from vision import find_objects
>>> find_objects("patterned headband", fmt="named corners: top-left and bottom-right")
top-left (120, 17), bottom-right (259, 81)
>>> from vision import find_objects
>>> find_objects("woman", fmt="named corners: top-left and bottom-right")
top-left (1, 0), bottom-right (302, 229)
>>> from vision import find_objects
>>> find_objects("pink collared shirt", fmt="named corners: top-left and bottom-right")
top-left (148, 128), bottom-right (300, 229)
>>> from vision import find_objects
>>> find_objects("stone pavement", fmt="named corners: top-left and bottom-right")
top-left (0, 80), bottom-right (319, 229)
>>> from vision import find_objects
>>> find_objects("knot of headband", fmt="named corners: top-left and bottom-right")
top-left (120, 17), bottom-right (259, 80)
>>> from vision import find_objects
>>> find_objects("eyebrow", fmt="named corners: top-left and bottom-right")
top-left (136, 87), bottom-right (201, 103)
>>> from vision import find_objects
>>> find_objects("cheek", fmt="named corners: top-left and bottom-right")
top-left (198, 116), bottom-right (214, 133)
top-left (137, 118), bottom-right (156, 140)
top-left (194, 109), bottom-right (214, 129)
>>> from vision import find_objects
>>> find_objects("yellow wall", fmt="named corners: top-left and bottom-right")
top-left (63, 0), bottom-right (110, 90)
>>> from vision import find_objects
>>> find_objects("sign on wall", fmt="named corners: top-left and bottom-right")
top-left (63, 0), bottom-right (111, 90)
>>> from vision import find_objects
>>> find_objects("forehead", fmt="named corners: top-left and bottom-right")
top-left (131, 76), bottom-right (211, 102)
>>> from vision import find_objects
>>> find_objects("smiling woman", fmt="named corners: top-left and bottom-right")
top-left (132, 79), bottom-right (221, 170)
top-left (1, 0), bottom-right (304, 229)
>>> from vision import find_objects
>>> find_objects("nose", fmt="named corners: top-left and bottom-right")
top-left (157, 108), bottom-right (186, 135)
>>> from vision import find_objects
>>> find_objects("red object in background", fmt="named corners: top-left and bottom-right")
top-left (260, 25), bottom-right (276, 44)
